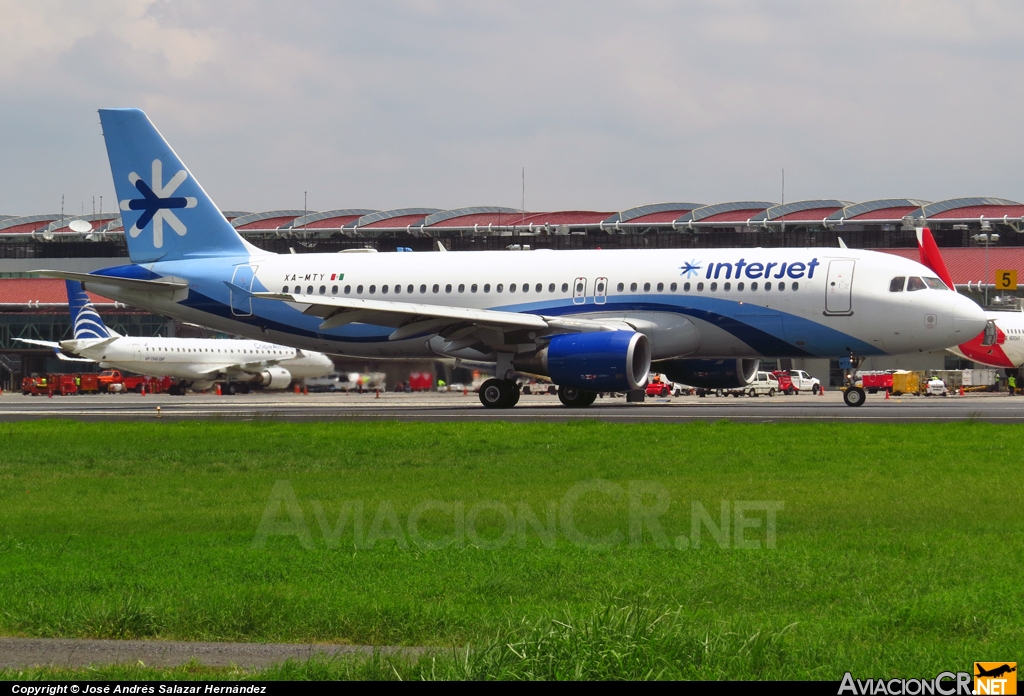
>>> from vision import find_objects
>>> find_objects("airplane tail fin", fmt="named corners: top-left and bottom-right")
top-left (66, 280), bottom-right (119, 339)
top-left (98, 108), bottom-right (257, 264)
top-left (916, 227), bottom-right (956, 290)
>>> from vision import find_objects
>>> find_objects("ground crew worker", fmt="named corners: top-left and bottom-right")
top-left (1009, 374), bottom-right (1016, 396)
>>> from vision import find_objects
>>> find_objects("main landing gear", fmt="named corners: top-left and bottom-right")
top-left (478, 378), bottom-right (521, 409)
top-left (557, 386), bottom-right (597, 408)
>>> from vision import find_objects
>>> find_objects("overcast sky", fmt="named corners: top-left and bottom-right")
top-left (2, 1), bottom-right (1023, 217)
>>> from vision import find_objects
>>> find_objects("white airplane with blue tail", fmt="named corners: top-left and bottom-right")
top-left (38, 109), bottom-right (987, 407)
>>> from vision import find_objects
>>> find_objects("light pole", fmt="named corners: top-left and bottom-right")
top-left (973, 221), bottom-right (998, 306)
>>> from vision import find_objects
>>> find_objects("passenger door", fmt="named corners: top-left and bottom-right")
top-left (230, 265), bottom-right (258, 316)
top-left (825, 260), bottom-right (855, 315)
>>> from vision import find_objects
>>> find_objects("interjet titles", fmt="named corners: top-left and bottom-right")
top-left (703, 258), bottom-right (820, 281)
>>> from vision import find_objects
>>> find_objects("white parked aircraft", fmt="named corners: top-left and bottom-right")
top-left (39, 109), bottom-right (988, 407)
top-left (17, 280), bottom-right (334, 394)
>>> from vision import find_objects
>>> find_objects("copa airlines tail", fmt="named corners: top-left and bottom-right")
top-left (67, 281), bottom-right (118, 339)
top-left (37, 108), bottom-right (989, 407)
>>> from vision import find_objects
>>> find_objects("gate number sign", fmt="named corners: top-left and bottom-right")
top-left (995, 269), bottom-right (1018, 291)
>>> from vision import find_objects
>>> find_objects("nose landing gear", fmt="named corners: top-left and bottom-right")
top-left (840, 353), bottom-right (866, 407)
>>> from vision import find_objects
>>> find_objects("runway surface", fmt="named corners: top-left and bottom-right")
top-left (2, 389), bottom-right (1024, 422)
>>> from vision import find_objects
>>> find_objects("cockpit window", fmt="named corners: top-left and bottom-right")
top-left (906, 277), bottom-right (927, 292)
top-left (889, 277), bottom-right (905, 292)
top-left (923, 277), bottom-right (948, 290)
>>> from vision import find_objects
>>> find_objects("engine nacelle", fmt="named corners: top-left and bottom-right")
top-left (254, 365), bottom-right (293, 390)
top-left (516, 331), bottom-right (651, 392)
top-left (657, 358), bottom-right (759, 389)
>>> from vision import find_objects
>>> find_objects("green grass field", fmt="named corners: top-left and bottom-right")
top-left (0, 420), bottom-right (1021, 680)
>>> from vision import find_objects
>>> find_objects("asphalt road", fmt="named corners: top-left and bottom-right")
top-left (2, 389), bottom-right (1023, 422)
top-left (0, 637), bottom-right (422, 669)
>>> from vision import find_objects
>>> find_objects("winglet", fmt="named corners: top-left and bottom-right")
top-left (838, 237), bottom-right (848, 249)
top-left (437, 240), bottom-right (447, 252)
top-left (916, 227), bottom-right (956, 290)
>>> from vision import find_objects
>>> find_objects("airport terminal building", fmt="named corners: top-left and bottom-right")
top-left (2, 196), bottom-right (1022, 388)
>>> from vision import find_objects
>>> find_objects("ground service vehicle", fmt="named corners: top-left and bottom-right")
top-left (787, 369), bottom-right (822, 394)
top-left (924, 378), bottom-right (949, 396)
top-left (742, 371), bottom-right (780, 397)
top-left (771, 370), bottom-right (795, 394)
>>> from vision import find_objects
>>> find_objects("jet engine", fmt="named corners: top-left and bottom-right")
top-left (254, 365), bottom-right (293, 390)
top-left (515, 331), bottom-right (651, 392)
top-left (657, 358), bottom-right (759, 389)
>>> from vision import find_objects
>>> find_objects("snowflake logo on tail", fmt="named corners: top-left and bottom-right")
top-left (119, 159), bottom-right (197, 248)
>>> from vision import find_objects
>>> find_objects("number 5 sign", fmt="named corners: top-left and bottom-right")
top-left (995, 269), bottom-right (1018, 290)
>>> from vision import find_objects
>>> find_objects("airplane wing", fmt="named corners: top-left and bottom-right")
top-left (13, 338), bottom-right (61, 349)
top-left (252, 293), bottom-right (624, 341)
top-left (54, 352), bottom-right (95, 363)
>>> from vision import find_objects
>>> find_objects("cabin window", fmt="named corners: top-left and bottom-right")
top-left (331, 285), bottom-right (338, 294)
top-left (445, 284), bottom-right (452, 293)
top-left (630, 282), bottom-right (638, 292)
top-left (907, 277), bottom-right (926, 292)
top-left (496, 284), bottom-right (503, 293)
top-left (792, 282), bottom-right (799, 291)
top-left (356, 285), bottom-right (364, 294)
top-left (657, 282), bottom-right (664, 292)
top-left (670, 282), bottom-right (677, 291)
top-left (306, 285), bottom-right (314, 294)
top-left (549, 283), bottom-right (556, 292)
top-left (617, 282), bottom-right (624, 292)
top-left (369, 285), bottom-right (376, 294)
top-left (282, 285), bottom-right (289, 293)
top-left (889, 277), bottom-right (905, 292)
top-left (484, 284), bottom-right (491, 293)
top-left (393, 284), bottom-right (401, 294)
top-left (431, 284), bottom-right (438, 293)
top-left (683, 282), bottom-right (691, 291)
top-left (778, 282), bottom-right (784, 291)
top-left (509, 284), bottom-right (516, 293)
top-left (764, 282), bottom-right (772, 290)
top-left (344, 285), bottom-right (351, 294)
top-left (520, 283), bottom-right (527, 293)
top-left (420, 284), bottom-right (427, 294)
top-left (644, 282), bottom-right (651, 291)
top-left (472, 284), bottom-right (478, 293)
top-left (737, 282), bottom-right (744, 291)
top-left (697, 282), bottom-right (704, 291)
top-left (318, 285), bottom-right (325, 294)
top-left (407, 284), bottom-right (414, 293)
top-left (710, 282), bottom-right (718, 291)
top-left (381, 285), bottom-right (388, 294)
top-left (458, 284), bottom-right (465, 293)
top-left (535, 283), bottom-right (542, 292)
top-left (751, 282), bottom-right (758, 291)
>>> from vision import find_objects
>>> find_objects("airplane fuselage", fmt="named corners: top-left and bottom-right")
top-left (84, 247), bottom-right (985, 363)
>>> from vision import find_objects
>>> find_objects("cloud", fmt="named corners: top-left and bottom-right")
top-left (1, 0), bottom-right (1023, 216)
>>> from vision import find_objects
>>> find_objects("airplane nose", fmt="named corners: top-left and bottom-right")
top-left (953, 294), bottom-right (986, 340)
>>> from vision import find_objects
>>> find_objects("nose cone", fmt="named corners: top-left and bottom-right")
top-left (952, 294), bottom-right (986, 342)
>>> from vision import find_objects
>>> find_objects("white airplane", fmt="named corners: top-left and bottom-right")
top-left (17, 280), bottom-right (335, 394)
top-left (40, 109), bottom-right (987, 407)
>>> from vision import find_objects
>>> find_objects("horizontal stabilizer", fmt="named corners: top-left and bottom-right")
top-left (34, 270), bottom-right (188, 295)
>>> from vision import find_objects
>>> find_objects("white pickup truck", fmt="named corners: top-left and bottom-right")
top-left (788, 370), bottom-right (822, 394)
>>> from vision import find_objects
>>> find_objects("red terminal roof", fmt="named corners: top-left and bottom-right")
top-left (698, 209), bottom-right (769, 224)
top-left (879, 247), bottom-right (1024, 285)
top-left (0, 279), bottom-right (112, 305)
top-left (774, 207), bottom-right (844, 222)
top-left (929, 205), bottom-right (1024, 220)
top-left (626, 209), bottom-right (699, 224)
top-left (361, 214), bottom-right (431, 229)
top-left (234, 216), bottom-right (302, 231)
top-left (512, 211), bottom-right (614, 226)
top-left (847, 206), bottom-right (922, 221)
top-left (298, 215), bottom-right (363, 229)
top-left (427, 212), bottom-right (526, 228)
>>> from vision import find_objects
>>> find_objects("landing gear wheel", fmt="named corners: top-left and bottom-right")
top-left (479, 379), bottom-right (519, 409)
top-left (225, 383), bottom-right (237, 395)
top-left (558, 386), bottom-right (597, 408)
top-left (843, 387), bottom-right (866, 407)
